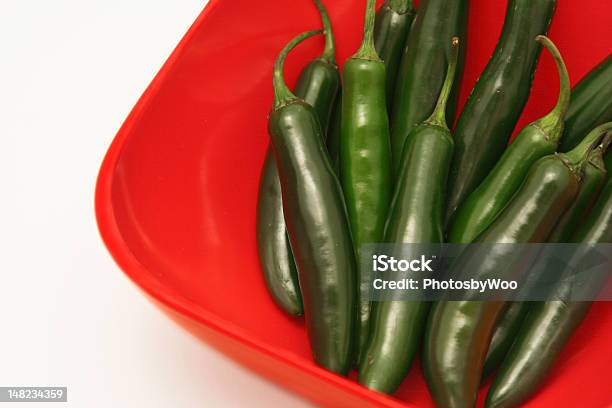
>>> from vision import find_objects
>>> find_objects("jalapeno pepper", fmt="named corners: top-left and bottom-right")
top-left (328, 0), bottom-right (415, 174)
top-left (340, 0), bottom-right (393, 365)
top-left (445, 0), bottom-right (556, 224)
top-left (482, 136), bottom-right (610, 380)
top-left (389, 0), bottom-right (468, 174)
top-left (548, 140), bottom-right (610, 241)
top-left (481, 302), bottom-right (532, 380)
top-left (257, 1), bottom-right (339, 316)
top-left (486, 304), bottom-right (592, 408)
top-left (359, 38), bottom-right (460, 394)
top-left (294, 0), bottom-right (340, 135)
top-left (448, 35), bottom-right (569, 244)
top-left (560, 54), bottom-right (612, 152)
top-left (374, 0), bottom-right (415, 111)
top-left (269, 30), bottom-right (356, 374)
top-left (257, 156), bottom-right (302, 315)
top-left (486, 130), bottom-right (612, 408)
top-left (423, 125), bottom-right (608, 408)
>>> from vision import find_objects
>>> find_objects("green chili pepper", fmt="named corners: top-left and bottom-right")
top-left (486, 133), bottom-right (612, 408)
top-left (448, 35), bottom-right (569, 244)
top-left (257, 156), bottom-right (302, 315)
top-left (445, 0), bottom-right (556, 224)
top-left (423, 125), bottom-right (607, 408)
top-left (340, 0), bottom-right (393, 365)
top-left (328, 0), bottom-right (415, 175)
top-left (548, 140), bottom-right (610, 241)
top-left (359, 38), bottom-right (460, 394)
top-left (294, 0), bottom-right (340, 135)
top-left (560, 54), bottom-right (612, 152)
top-left (481, 302), bottom-right (532, 380)
top-left (268, 30), bottom-right (356, 374)
top-left (374, 0), bottom-right (415, 111)
top-left (486, 305), bottom-right (591, 408)
top-left (257, 1), bottom-right (339, 316)
top-left (482, 137), bottom-right (610, 380)
top-left (390, 0), bottom-right (468, 174)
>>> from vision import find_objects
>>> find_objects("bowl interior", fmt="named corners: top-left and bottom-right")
top-left (103, 0), bottom-right (612, 406)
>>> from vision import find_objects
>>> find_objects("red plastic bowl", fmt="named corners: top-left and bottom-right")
top-left (95, 0), bottom-right (612, 406)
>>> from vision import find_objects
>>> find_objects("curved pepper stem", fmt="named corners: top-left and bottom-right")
top-left (313, 0), bottom-right (336, 64)
top-left (563, 122), bottom-right (612, 169)
top-left (385, 0), bottom-right (414, 14)
top-left (273, 30), bottom-right (324, 109)
top-left (425, 37), bottom-right (460, 128)
top-left (533, 36), bottom-right (571, 141)
top-left (355, 0), bottom-right (381, 60)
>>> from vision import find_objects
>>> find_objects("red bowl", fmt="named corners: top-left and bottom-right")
top-left (95, 0), bottom-right (612, 406)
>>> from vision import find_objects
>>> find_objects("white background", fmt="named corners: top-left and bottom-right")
top-left (0, 1), bottom-right (310, 406)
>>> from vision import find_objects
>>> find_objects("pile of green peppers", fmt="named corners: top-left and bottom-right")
top-left (256, 0), bottom-right (612, 406)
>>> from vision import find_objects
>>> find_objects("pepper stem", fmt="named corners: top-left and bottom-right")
top-left (386, 0), bottom-right (414, 14)
top-left (313, 0), bottom-right (336, 64)
top-left (563, 122), bottom-right (612, 168)
top-left (425, 37), bottom-right (460, 128)
top-left (273, 30), bottom-right (324, 109)
top-left (355, 0), bottom-right (380, 60)
top-left (533, 36), bottom-right (570, 141)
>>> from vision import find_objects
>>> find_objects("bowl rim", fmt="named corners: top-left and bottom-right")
top-left (93, 1), bottom-right (410, 406)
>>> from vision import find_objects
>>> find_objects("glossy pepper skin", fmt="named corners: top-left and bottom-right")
top-left (423, 156), bottom-right (578, 408)
top-left (445, 0), bottom-right (556, 224)
top-left (560, 54), bottom-right (612, 152)
top-left (257, 155), bottom-right (302, 315)
top-left (374, 0), bottom-right (415, 111)
top-left (328, 0), bottom-right (415, 174)
top-left (390, 0), bottom-right (468, 174)
top-left (486, 133), bottom-right (612, 408)
top-left (548, 143), bottom-right (609, 242)
top-left (481, 302), bottom-right (531, 380)
top-left (294, 0), bottom-right (340, 135)
top-left (269, 30), bottom-right (356, 374)
top-left (486, 303), bottom-right (592, 408)
top-left (422, 127), bottom-right (609, 408)
top-left (327, 92), bottom-right (342, 173)
top-left (340, 0), bottom-right (393, 365)
top-left (256, 1), bottom-right (339, 316)
top-left (448, 36), bottom-right (569, 244)
top-left (448, 36), bottom-right (569, 375)
top-left (359, 38), bottom-right (459, 394)
top-left (482, 138), bottom-right (611, 379)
